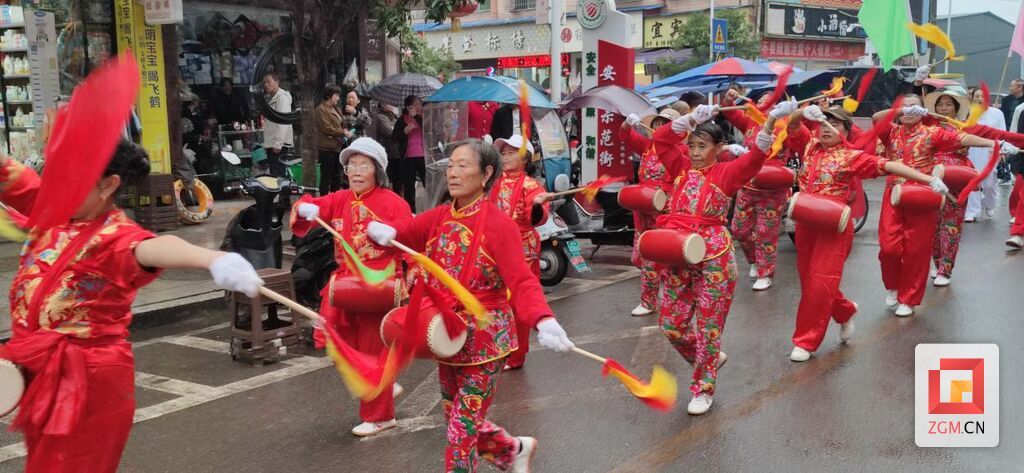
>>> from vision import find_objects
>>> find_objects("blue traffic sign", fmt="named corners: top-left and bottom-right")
top-left (712, 18), bottom-right (728, 53)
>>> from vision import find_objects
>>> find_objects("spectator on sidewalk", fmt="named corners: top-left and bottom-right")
top-left (341, 90), bottom-right (372, 141)
top-left (316, 84), bottom-right (347, 195)
top-left (999, 79), bottom-right (1024, 184)
top-left (212, 77), bottom-right (250, 126)
top-left (391, 95), bottom-right (425, 211)
top-left (261, 72), bottom-right (293, 177)
top-left (370, 101), bottom-right (400, 189)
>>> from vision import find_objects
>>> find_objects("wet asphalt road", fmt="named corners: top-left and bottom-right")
top-left (1, 180), bottom-right (1022, 472)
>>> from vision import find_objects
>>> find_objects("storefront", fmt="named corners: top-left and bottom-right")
top-left (761, 1), bottom-right (867, 70)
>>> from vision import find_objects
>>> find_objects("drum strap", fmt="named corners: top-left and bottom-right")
top-left (489, 173), bottom-right (527, 221)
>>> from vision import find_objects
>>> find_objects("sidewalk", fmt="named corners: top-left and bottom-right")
top-left (0, 199), bottom-right (268, 339)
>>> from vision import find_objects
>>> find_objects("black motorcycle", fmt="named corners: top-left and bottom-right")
top-left (290, 227), bottom-right (336, 309)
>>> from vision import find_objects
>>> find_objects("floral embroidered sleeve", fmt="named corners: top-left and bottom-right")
top-left (784, 124), bottom-right (812, 158)
top-left (393, 206), bottom-right (448, 253)
top-left (619, 126), bottom-right (653, 156)
top-left (0, 158), bottom-right (40, 215)
top-left (964, 124), bottom-right (1024, 148)
top-left (289, 192), bottom-right (342, 238)
top-left (652, 123), bottom-right (690, 177)
top-left (111, 225), bottom-right (162, 290)
top-left (524, 178), bottom-right (549, 226)
top-left (931, 128), bottom-right (967, 154)
top-left (848, 151), bottom-right (890, 180)
top-left (487, 213), bottom-right (553, 327)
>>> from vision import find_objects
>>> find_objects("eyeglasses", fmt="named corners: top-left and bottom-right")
top-left (345, 164), bottom-right (374, 174)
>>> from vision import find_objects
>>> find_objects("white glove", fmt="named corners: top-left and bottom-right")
top-left (671, 115), bottom-right (694, 134)
top-left (626, 113), bottom-right (641, 127)
top-left (209, 253), bottom-right (264, 298)
top-left (802, 105), bottom-right (826, 122)
top-left (367, 221), bottom-right (397, 246)
top-left (999, 141), bottom-right (1020, 156)
top-left (690, 104), bottom-right (717, 124)
top-left (914, 64), bottom-right (931, 82)
top-left (902, 105), bottom-right (929, 118)
top-left (929, 176), bottom-right (949, 194)
top-left (296, 203), bottom-right (319, 221)
top-left (536, 317), bottom-right (574, 352)
top-left (769, 99), bottom-right (799, 120)
top-left (725, 144), bottom-right (748, 156)
top-left (755, 130), bottom-right (774, 153)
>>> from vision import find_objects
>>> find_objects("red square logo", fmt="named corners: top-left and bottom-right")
top-left (928, 358), bottom-right (984, 415)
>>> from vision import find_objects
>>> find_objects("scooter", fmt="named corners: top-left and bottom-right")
top-left (553, 170), bottom-right (635, 253)
top-left (221, 175), bottom-right (302, 269)
top-left (536, 193), bottom-right (590, 286)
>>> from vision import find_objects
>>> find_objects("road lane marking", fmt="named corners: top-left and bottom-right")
top-left (160, 335), bottom-right (232, 354)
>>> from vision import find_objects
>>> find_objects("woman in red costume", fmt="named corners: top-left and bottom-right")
top-left (648, 100), bottom-right (792, 415)
top-left (489, 134), bottom-right (553, 371)
top-left (783, 106), bottom-right (947, 362)
top-left (719, 88), bottom-right (792, 291)
top-left (619, 108), bottom-right (679, 316)
top-left (366, 139), bottom-right (574, 473)
top-left (290, 137), bottom-right (413, 437)
top-left (0, 141), bottom-right (263, 473)
top-left (872, 95), bottom-right (999, 317)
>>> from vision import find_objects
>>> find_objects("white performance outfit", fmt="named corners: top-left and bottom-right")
top-left (965, 107), bottom-right (1005, 219)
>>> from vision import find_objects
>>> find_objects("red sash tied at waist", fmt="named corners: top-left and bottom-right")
top-left (2, 331), bottom-right (123, 436)
top-left (655, 213), bottom-right (727, 231)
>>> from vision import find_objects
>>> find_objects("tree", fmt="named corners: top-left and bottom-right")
top-left (399, 30), bottom-right (461, 81)
top-left (658, 9), bottom-right (761, 78)
top-left (285, 0), bottom-right (474, 187)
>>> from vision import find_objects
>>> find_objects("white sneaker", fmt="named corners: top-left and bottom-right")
top-left (929, 266), bottom-right (937, 279)
top-left (687, 393), bottom-right (714, 415)
top-left (717, 351), bottom-right (728, 369)
top-left (895, 304), bottom-right (914, 317)
top-left (789, 346), bottom-right (811, 362)
top-left (393, 383), bottom-right (404, 398)
top-left (748, 264), bottom-right (758, 279)
top-left (1011, 217), bottom-right (1017, 224)
top-left (839, 302), bottom-right (858, 343)
top-left (1006, 235), bottom-right (1024, 250)
top-left (986, 208), bottom-right (996, 218)
top-left (885, 290), bottom-right (898, 309)
top-left (963, 216), bottom-right (977, 223)
top-left (630, 304), bottom-right (653, 317)
top-left (351, 419), bottom-right (397, 437)
top-left (512, 437), bottom-right (538, 473)
top-left (752, 277), bottom-right (772, 291)
top-left (933, 275), bottom-right (951, 287)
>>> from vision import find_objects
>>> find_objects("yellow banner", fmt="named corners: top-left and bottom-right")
top-left (115, 0), bottom-right (170, 174)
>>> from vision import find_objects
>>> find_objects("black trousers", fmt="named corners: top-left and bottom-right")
top-left (318, 150), bottom-right (343, 196)
top-left (399, 157), bottom-right (426, 212)
top-left (265, 147), bottom-right (290, 178)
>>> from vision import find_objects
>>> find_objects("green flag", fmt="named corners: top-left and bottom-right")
top-left (858, 0), bottom-right (915, 71)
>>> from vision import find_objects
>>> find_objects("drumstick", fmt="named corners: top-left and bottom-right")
top-left (257, 286), bottom-right (326, 328)
top-left (571, 346), bottom-right (608, 363)
top-left (720, 95), bottom-right (852, 112)
top-left (819, 119), bottom-right (841, 136)
top-left (315, 217), bottom-right (344, 240)
top-left (548, 187), bottom-right (586, 198)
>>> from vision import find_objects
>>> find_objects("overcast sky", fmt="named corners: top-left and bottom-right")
top-left (944, 0), bottom-right (1022, 22)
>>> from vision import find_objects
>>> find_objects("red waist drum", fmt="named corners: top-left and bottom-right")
top-left (933, 164), bottom-right (977, 196)
top-left (618, 185), bottom-right (668, 213)
top-left (787, 192), bottom-right (852, 233)
top-left (380, 306), bottom-right (467, 359)
top-left (330, 275), bottom-right (402, 314)
top-left (891, 183), bottom-right (945, 211)
top-left (637, 228), bottom-right (707, 266)
top-left (0, 359), bottom-right (24, 417)
top-left (751, 165), bottom-right (796, 190)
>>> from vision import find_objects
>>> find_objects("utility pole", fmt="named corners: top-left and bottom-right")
top-left (549, 0), bottom-right (563, 102)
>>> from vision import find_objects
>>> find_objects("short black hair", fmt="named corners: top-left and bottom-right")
top-left (105, 140), bottom-right (151, 192)
top-left (323, 84), bottom-right (342, 103)
top-left (691, 122), bottom-right (726, 145)
top-left (263, 72), bottom-right (280, 83)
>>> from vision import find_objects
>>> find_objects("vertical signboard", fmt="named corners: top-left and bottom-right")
top-left (24, 9), bottom-right (58, 145)
top-left (115, 0), bottom-right (170, 174)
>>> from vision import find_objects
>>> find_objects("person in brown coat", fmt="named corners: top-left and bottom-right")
top-left (316, 84), bottom-right (346, 195)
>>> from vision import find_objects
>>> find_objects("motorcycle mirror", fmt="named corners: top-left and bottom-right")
top-left (221, 150), bottom-right (241, 165)
top-left (554, 174), bottom-right (571, 192)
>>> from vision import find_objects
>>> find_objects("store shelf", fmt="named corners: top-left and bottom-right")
top-left (0, 48), bottom-right (26, 53)
top-left (3, 74), bottom-right (29, 79)
top-left (5, 100), bottom-right (31, 105)
top-left (0, 24), bottom-right (24, 30)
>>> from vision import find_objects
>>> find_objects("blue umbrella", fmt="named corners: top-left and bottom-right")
top-left (425, 75), bottom-right (556, 109)
top-left (639, 58), bottom-right (776, 93)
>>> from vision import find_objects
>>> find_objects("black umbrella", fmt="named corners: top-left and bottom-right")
top-left (368, 73), bottom-right (444, 106)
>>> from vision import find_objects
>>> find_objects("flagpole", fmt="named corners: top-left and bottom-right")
top-left (998, 50), bottom-right (1012, 99)
top-left (944, 0), bottom-right (952, 73)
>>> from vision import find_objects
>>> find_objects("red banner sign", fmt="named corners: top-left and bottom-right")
top-left (496, 53), bottom-right (571, 69)
top-left (596, 40), bottom-right (634, 179)
top-left (760, 38), bottom-right (865, 61)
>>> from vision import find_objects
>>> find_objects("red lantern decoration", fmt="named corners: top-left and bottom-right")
top-left (450, 0), bottom-right (478, 32)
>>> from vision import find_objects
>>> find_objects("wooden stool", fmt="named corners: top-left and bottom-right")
top-left (135, 173), bottom-right (178, 232)
top-left (228, 268), bottom-right (302, 363)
